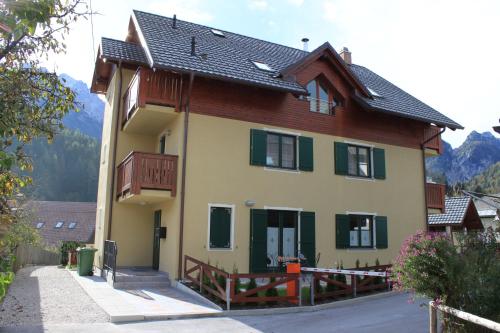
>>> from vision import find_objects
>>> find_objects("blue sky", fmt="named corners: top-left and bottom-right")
top-left (45, 0), bottom-right (500, 147)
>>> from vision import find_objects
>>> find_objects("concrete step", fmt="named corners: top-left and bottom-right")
top-left (115, 274), bottom-right (169, 283)
top-left (113, 280), bottom-right (170, 290)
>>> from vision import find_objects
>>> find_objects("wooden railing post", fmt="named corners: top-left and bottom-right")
top-left (199, 266), bottom-right (203, 293)
top-left (226, 277), bottom-right (231, 311)
top-left (298, 275), bottom-right (302, 306)
top-left (352, 274), bottom-right (357, 297)
top-left (429, 301), bottom-right (438, 333)
top-left (310, 274), bottom-right (315, 306)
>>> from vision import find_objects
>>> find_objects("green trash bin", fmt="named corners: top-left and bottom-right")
top-left (77, 247), bottom-right (97, 276)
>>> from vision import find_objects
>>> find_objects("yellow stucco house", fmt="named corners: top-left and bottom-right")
top-left (90, 10), bottom-right (462, 283)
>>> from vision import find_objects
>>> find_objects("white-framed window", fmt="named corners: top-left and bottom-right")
top-left (207, 204), bottom-right (235, 250)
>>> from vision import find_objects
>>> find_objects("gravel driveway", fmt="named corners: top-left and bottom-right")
top-left (0, 266), bottom-right (109, 327)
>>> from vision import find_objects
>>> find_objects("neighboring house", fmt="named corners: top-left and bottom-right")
top-left (90, 10), bottom-right (462, 281)
top-left (26, 201), bottom-right (96, 247)
top-left (428, 196), bottom-right (483, 241)
top-left (470, 193), bottom-right (500, 241)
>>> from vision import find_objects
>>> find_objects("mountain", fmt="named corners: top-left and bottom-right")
top-left (464, 161), bottom-right (500, 194)
top-left (59, 73), bottom-right (104, 139)
top-left (24, 129), bottom-right (100, 202)
top-left (427, 131), bottom-right (500, 185)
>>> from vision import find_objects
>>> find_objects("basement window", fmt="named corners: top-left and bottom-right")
top-left (55, 221), bottom-right (64, 229)
top-left (252, 60), bottom-right (274, 72)
top-left (36, 222), bottom-right (45, 229)
top-left (211, 29), bottom-right (225, 37)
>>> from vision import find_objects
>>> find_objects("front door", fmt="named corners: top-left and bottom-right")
top-left (153, 210), bottom-right (161, 270)
top-left (266, 210), bottom-right (298, 271)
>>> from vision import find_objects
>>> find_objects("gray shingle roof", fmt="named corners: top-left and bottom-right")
top-left (133, 10), bottom-right (307, 93)
top-left (349, 65), bottom-right (463, 129)
top-left (101, 37), bottom-right (148, 65)
top-left (100, 10), bottom-right (462, 129)
top-left (428, 196), bottom-right (471, 225)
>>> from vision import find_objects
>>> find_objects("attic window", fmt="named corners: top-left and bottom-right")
top-left (55, 221), bottom-right (64, 229)
top-left (252, 61), bottom-right (274, 72)
top-left (211, 29), bottom-right (225, 37)
top-left (36, 222), bottom-right (44, 229)
top-left (367, 87), bottom-right (381, 97)
top-left (68, 222), bottom-right (77, 229)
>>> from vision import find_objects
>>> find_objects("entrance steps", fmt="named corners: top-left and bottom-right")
top-left (110, 267), bottom-right (171, 289)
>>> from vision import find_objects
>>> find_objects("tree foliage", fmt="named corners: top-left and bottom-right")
top-left (0, 0), bottom-right (88, 221)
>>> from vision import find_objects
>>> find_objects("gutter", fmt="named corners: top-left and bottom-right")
top-left (177, 72), bottom-right (195, 280)
top-left (421, 127), bottom-right (446, 231)
top-left (106, 62), bottom-right (123, 241)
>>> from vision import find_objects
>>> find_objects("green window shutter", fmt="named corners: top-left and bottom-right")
top-left (298, 136), bottom-right (314, 171)
top-left (300, 211), bottom-right (316, 267)
top-left (159, 136), bottom-right (166, 154)
top-left (335, 214), bottom-right (350, 249)
top-left (250, 209), bottom-right (268, 273)
top-left (375, 216), bottom-right (388, 249)
top-left (209, 207), bottom-right (231, 249)
top-left (373, 148), bottom-right (386, 179)
top-left (250, 129), bottom-right (267, 166)
top-left (334, 142), bottom-right (348, 175)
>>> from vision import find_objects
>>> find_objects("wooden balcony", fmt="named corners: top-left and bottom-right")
top-left (121, 68), bottom-right (182, 135)
top-left (426, 183), bottom-right (446, 212)
top-left (116, 152), bottom-right (178, 204)
top-left (423, 126), bottom-right (443, 156)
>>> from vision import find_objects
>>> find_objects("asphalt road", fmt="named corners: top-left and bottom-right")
top-left (1, 292), bottom-right (428, 333)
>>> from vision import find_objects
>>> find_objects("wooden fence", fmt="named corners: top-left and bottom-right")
top-left (184, 255), bottom-right (300, 309)
top-left (429, 301), bottom-right (500, 332)
top-left (13, 244), bottom-right (59, 271)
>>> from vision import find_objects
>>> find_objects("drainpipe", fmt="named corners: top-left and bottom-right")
top-left (106, 61), bottom-right (123, 241)
top-left (421, 127), bottom-right (446, 231)
top-left (177, 72), bottom-right (195, 280)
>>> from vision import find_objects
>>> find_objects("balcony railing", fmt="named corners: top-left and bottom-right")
top-left (426, 182), bottom-right (446, 211)
top-left (116, 152), bottom-right (178, 198)
top-left (424, 126), bottom-right (443, 154)
top-left (122, 68), bottom-right (182, 127)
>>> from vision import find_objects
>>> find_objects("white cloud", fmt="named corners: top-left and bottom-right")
top-left (287, 0), bottom-right (304, 6)
top-left (249, 0), bottom-right (269, 10)
top-left (149, 0), bottom-right (213, 23)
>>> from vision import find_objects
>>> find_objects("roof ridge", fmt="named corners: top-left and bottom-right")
top-left (132, 9), bottom-right (309, 55)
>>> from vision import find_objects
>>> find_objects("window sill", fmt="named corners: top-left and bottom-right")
top-left (345, 248), bottom-right (378, 252)
top-left (344, 176), bottom-right (375, 182)
top-left (207, 248), bottom-right (234, 252)
top-left (264, 167), bottom-right (301, 174)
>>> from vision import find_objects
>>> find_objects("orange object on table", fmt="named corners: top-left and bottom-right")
top-left (287, 262), bottom-right (300, 304)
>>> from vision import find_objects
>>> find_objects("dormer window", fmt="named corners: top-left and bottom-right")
top-left (306, 78), bottom-right (341, 115)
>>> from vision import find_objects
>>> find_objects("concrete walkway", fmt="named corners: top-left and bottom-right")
top-left (70, 271), bottom-right (221, 322)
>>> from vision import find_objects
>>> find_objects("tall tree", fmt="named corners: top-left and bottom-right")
top-left (0, 0), bottom-right (88, 222)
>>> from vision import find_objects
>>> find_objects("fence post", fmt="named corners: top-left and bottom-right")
top-left (298, 275), bottom-right (302, 307)
top-left (310, 274), bottom-right (315, 306)
top-left (226, 277), bottom-right (231, 311)
top-left (429, 301), bottom-right (438, 333)
top-left (352, 274), bottom-right (357, 297)
top-left (199, 266), bottom-right (203, 293)
top-left (386, 272), bottom-right (391, 291)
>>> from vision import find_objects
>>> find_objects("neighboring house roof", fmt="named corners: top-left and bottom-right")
top-left (478, 209), bottom-right (498, 218)
top-left (25, 201), bottom-right (96, 247)
top-left (101, 37), bottom-right (148, 65)
top-left (428, 196), bottom-right (483, 229)
top-left (95, 9), bottom-right (462, 129)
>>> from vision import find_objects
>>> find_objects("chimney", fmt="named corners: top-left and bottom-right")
top-left (191, 36), bottom-right (196, 56)
top-left (339, 47), bottom-right (351, 65)
top-left (172, 14), bottom-right (177, 29)
top-left (301, 38), bottom-right (309, 52)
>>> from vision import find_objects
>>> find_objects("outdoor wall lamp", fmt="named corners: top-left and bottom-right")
top-left (244, 200), bottom-right (256, 207)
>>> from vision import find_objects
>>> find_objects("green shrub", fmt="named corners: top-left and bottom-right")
top-left (326, 273), bottom-right (337, 293)
top-left (374, 258), bottom-right (383, 285)
top-left (232, 265), bottom-right (241, 295)
top-left (59, 241), bottom-right (84, 266)
top-left (393, 229), bottom-right (500, 331)
top-left (246, 278), bottom-right (258, 306)
top-left (265, 277), bottom-right (279, 305)
top-left (0, 271), bottom-right (14, 301)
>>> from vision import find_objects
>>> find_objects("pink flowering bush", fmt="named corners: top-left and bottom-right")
top-left (392, 229), bottom-right (500, 331)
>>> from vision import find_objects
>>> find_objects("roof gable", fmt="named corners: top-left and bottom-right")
top-left (428, 196), bottom-right (483, 229)
top-left (282, 42), bottom-right (371, 98)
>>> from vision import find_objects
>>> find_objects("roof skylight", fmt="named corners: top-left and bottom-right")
top-left (55, 221), bottom-right (64, 229)
top-left (252, 61), bottom-right (274, 72)
top-left (367, 87), bottom-right (382, 97)
top-left (68, 222), bottom-right (77, 229)
top-left (36, 222), bottom-right (44, 229)
top-left (211, 29), bottom-right (225, 37)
